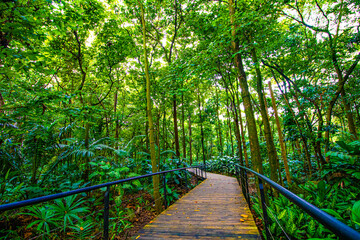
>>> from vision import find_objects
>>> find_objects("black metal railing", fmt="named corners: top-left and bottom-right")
top-left (236, 165), bottom-right (360, 240)
top-left (0, 165), bottom-right (207, 239)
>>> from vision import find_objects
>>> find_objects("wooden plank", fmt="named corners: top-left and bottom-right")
top-left (134, 172), bottom-right (261, 239)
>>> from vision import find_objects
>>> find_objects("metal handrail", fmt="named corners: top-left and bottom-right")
top-left (236, 165), bottom-right (360, 240)
top-left (0, 165), bottom-right (207, 239)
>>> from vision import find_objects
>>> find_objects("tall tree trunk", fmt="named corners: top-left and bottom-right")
top-left (238, 106), bottom-right (249, 168)
top-left (226, 96), bottom-right (234, 155)
top-left (341, 88), bottom-right (358, 139)
top-left (181, 95), bottom-right (187, 158)
top-left (162, 108), bottom-right (167, 152)
top-left (269, 82), bottom-right (291, 184)
top-left (226, 88), bottom-right (244, 166)
top-left (139, 1), bottom-right (161, 214)
top-left (197, 88), bottom-right (206, 165)
top-left (188, 112), bottom-right (193, 165)
top-left (251, 48), bottom-right (279, 183)
top-left (114, 91), bottom-right (119, 144)
top-left (229, 1), bottom-right (263, 174)
top-left (157, 106), bottom-right (161, 164)
top-left (215, 87), bottom-right (223, 155)
top-left (173, 95), bottom-right (180, 158)
top-left (272, 74), bottom-right (312, 176)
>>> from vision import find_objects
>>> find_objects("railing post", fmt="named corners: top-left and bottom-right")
top-left (104, 186), bottom-right (110, 240)
top-left (239, 167), bottom-right (245, 198)
top-left (244, 170), bottom-right (250, 205)
top-left (204, 164), bottom-right (207, 179)
top-left (184, 169), bottom-right (188, 190)
top-left (195, 168), bottom-right (198, 185)
top-left (163, 174), bottom-right (167, 209)
top-left (259, 178), bottom-right (271, 240)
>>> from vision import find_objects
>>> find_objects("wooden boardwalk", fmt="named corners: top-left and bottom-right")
top-left (135, 172), bottom-right (261, 239)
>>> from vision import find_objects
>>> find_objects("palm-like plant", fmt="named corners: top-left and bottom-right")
top-left (22, 206), bottom-right (57, 236)
top-left (50, 194), bottom-right (89, 232)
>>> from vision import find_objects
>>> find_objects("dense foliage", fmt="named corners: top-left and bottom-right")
top-left (1, 0), bottom-right (360, 239)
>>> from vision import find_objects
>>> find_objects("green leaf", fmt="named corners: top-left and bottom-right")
top-left (278, 209), bottom-right (287, 220)
top-left (352, 200), bottom-right (360, 223)
top-left (321, 209), bottom-right (344, 220)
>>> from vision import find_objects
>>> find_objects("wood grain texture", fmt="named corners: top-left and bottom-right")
top-left (134, 172), bottom-right (261, 239)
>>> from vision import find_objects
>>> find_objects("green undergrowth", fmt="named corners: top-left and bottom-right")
top-left (205, 142), bottom-right (360, 239)
top-left (0, 134), bottom-right (196, 239)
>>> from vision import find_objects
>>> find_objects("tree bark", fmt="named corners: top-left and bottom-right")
top-left (226, 97), bottom-right (235, 155)
top-left (341, 88), bottom-right (358, 140)
top-left (238, 105), bottom-right (249, 168)
top-left (215, 87), bottom-right (223, 155)
top-left (250, 48), bottom-right (279, 182)
top-left (229, 0), bottom-right (263, 174)
top-left (188, 112), bottom-right (193, 165)
top-left (197, 87), bottom-right (206, 165)
top-left (269, 82), bottom-right (291, 184)
top-left (228, 89), bottom-right (244, 166)
top-left (181, 95), bottom-right (187, 158)
top-left (173, 95), bottom-right (180, 159)
top-left (139, 1), bottom-right (161, 214)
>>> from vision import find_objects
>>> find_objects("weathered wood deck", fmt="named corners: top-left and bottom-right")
top-left (135, 172), bottom-right (261, 239)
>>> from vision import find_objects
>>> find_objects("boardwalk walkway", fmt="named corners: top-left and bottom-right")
top-left (135, 172), bottom-right (261, 239)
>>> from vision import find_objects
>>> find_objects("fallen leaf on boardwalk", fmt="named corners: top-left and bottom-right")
top-left (136, 236), bottom-right (140, 239)
top-left (167, 214), bottom-right (172, 216)
top-left (241, 214), bottom-right (248, 218)
top-left (186, 217), bottom-right (189, 219)
top-left (149, 221), bottom-right (154, 223)
top-left (209, 212), bottom-right (212, 214)
top-left (194, 210), bottom-right (200, 211)
top-left (240, 219), bottom-right (245, 222)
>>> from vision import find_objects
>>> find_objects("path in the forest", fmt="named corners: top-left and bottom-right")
top-left (135, 172), bottom-right (261, 239)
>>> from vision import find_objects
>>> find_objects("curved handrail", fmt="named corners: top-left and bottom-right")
top-left (0, 165), bottom-right (203, 212)
top-left (0, 165), bottom-right (206, 239)
top-left (237, 165), bottom-right (360, 240)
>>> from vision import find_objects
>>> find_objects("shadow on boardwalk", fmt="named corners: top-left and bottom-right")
top-left (135, 172), bottom-right (261, 239)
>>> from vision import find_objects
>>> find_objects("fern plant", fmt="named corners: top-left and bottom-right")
top-left (50, 195), bottom-right (89, 232)
top-left (22, 206), bottom-right (58, 236)
top-left (68, 220), bottom-right (94, 239)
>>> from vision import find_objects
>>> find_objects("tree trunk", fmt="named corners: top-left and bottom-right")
top-left (197, 88), bottom-right (206, 165)
top-left (227, 89), bottom-right (244, 166)
top-left (215, 87), bottom-right (223, 155)
top-left (181, 95), bottom-right (187, 158)
top-left (114, 91), bottom-right (119, 144)
top-left (226, 97), bottom-right (234, 155)
top-left (173, 95), bottom-right (181, 159)
top-left (250, 48), bottom-right (279, 182)
top-left (139, 1), bottom-right (161, 214)
top-left (269, 82), bottom-right (291, 184)
top-left (188, 112), bottom-right (193, 165)
top-left (341, 88), bottom-right (358, 140)
top-left (238, 106), bottom-right (249, 168)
